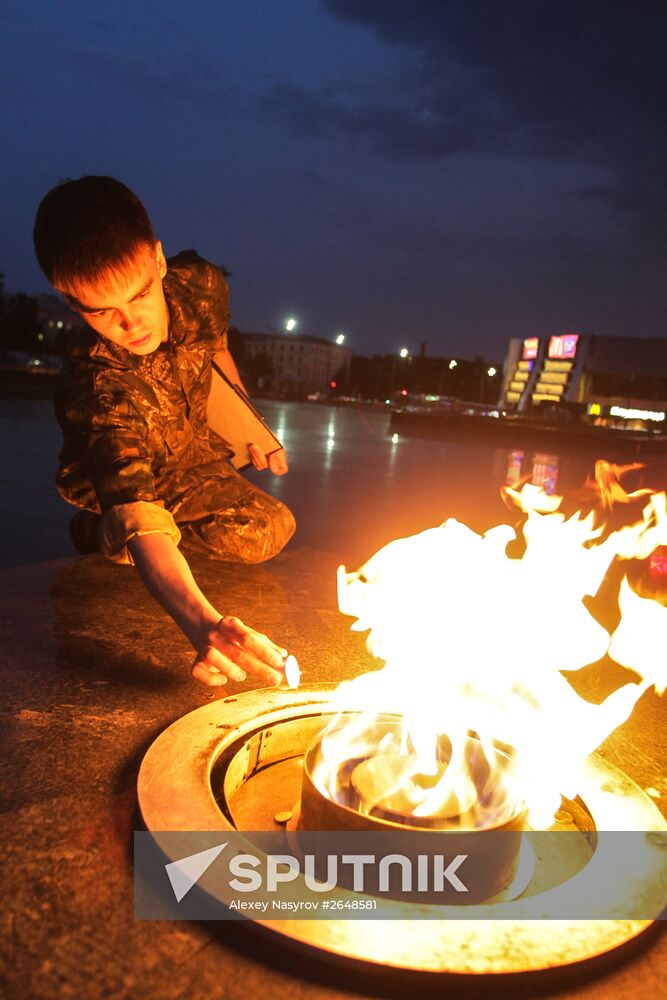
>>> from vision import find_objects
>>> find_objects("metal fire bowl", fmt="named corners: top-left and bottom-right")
top-left (137, 684), bottom-right (667, 975)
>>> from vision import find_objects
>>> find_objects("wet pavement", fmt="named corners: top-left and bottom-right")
top-left (4, 397), bottom-right (666, 569)
top-left (0, 399), bottom-right (665, 998)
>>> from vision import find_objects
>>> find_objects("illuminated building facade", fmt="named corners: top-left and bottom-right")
top-left (500, 334), bottom-right (667, 427)
top-left (241, 332), bottom-right (352, 396)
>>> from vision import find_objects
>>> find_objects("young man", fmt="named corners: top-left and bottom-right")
top-left (33, 175), bottom-right (296, 688)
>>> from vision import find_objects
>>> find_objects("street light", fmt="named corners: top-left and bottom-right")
top-left (480, 366), bottom-right (498, 403)
top-left (285, 317), bottom-right (297, 333)
top-left (335, 333), bottom-right (345, 345)
top-left (399, 347), bottom-right (409, 359)
top-left (449, 359), bottom-right (457, 370)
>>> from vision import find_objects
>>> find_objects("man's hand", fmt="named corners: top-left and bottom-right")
top-left (249, 443), bottom-right (288, 476)
top-left (128, 533), bottom-right (291, 690)
top-left (192, 615), bottom-right (288, 688)
top-left (210, 349), bottom-right (287, 475)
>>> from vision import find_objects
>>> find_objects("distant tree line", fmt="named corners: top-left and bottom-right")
top-left (0, 274), bottom-right (43, 354)
top-left (347, 353), bottom-right (502, 404)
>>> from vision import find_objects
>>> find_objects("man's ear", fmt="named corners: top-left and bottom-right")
top-left (155, 241), bottom-right (167, 279)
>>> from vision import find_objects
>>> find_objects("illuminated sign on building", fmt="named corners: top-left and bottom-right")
top-left (548, 334), bottom-right (579, 359)
top-left (609, 406), bottom-right (665, 422)
top-left (522, 338), bottom-right (539, 360)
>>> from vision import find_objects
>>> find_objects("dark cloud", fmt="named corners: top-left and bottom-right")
top-left (322, 0), bottom-right (665, 159)
top-left (262, 0), bottom-right (666, 247)
top-left (261, 76), bottom-right (506, 159)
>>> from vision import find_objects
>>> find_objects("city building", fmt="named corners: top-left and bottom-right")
top-left (241, 332), bottom-right (352, 397)
top-left (500, 334), bottom-right (667, 428)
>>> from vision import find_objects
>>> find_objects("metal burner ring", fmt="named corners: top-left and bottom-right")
top-left (138, 685), bottom-right (667, 974)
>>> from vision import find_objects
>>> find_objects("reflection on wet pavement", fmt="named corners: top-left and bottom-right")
top-left (2, 397), bottom-right (666, 568)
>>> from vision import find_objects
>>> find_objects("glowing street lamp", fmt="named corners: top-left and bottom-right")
top-left (399, 347), bottom-right (409, 359)
top-left (285, 317), bottom-right (297, 333)
top-left (480, 365), bottom-right (498, 403)
top-left (449, 359), bottom-right (458, 370)
top-left (335, 333), bottom-right (345, 345)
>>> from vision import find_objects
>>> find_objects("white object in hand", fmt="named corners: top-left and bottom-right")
top-left (284, 654), bottom-right (301, 689)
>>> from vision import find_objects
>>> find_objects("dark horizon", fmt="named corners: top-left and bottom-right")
top-left (3, 1), bottom-right (665, 359)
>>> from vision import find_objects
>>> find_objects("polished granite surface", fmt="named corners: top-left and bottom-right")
top-left (1, 400), bottom-right (665, 998)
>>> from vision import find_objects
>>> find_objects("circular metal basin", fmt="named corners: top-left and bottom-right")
top-left (137, 685), bottom-right (667, 974)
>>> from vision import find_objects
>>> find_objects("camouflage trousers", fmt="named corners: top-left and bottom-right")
top-left (167, 463), bottom-right (295, 564)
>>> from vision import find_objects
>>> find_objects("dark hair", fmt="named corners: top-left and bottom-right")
top-left (33, 175), bottom-right (156, 291)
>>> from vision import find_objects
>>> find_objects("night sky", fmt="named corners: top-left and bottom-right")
top-left (3, 0), bottom-right (665, 360)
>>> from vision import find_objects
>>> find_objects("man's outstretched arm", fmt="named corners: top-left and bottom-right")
top-left (128, 532), bottom-right (287, 687)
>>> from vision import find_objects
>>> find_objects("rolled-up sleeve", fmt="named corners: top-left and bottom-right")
top-left (99, 499), bottom-right (181, 564)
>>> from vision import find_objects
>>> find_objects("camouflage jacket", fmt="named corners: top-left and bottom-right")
top-left (54, 250), bottom-right (236, 560)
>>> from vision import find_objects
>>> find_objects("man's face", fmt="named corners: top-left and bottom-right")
top-left (60, 242), bottom-right (169, 355)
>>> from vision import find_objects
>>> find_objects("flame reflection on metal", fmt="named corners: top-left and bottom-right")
top-left (137, 687), bottom-right (667, 974)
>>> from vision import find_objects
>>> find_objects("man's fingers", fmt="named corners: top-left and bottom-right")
top-left (217, 644), bottom-right (282, 683)
top-left (268, 448), bottom-right (288, 476)
top-left (248, 443), bottom-right (268, 470)
top-left (192, 660), bottom-right (227, 687)
top-left (206, 644), bottom-right (248, 682)
top-left (257, 631), bottom-right (289, 659)
top-left (193, 616), bottom-right (291, 689)
top-left (248, 444), bottom-right (288, 476)
top-left (192, 644), bottom-right (248, 685)
top-left (206, 637), bottom-right (284, 685)
top-left (214, 616), bottom-right (286, 668)
top-left (192, 648), bottom-right (280, 688)
top-left (249, 663), bottom-right (283, 687)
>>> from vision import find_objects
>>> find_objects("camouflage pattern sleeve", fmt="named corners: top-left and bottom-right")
top-left (55, 367), bottom-right (180, 562)
top-left (164, 250), bottom-right (230, 353)
top-left (55, 369), bottom-right (157, 512)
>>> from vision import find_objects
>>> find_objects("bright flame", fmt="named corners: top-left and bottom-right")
top-left (315, 464), bottom-right (667, 829)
